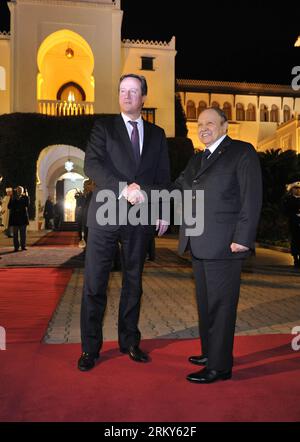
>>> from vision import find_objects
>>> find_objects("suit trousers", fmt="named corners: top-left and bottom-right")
top-left (191, 256), bottom-right (243, 371)
top-left (12, 225), bottom-right (27, 250)
top-left (80, 225), bottom-right (152, 354)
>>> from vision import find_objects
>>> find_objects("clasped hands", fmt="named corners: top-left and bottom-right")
top-left (121, 183), bottom-right (169, 236)
top-left (121, 183), bottom-right (145, 205)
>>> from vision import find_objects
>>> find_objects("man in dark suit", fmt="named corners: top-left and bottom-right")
top-left (78, 74), bottom-right (170, 371)
top-left (8, 186), bottom-right (30, 252)
top-left (175, 107), bottom-right (262, 383)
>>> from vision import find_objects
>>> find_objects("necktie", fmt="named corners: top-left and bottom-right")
top-left (129, 121), bottom-right (141, 165)
top-left (201, 149), bottom-right (211, 168)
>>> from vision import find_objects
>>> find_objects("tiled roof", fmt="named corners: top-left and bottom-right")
top-left (177, 79), bottom-right (300, 97)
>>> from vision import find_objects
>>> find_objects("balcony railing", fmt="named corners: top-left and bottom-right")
top-left (38, 100), bottom-right (94, 116)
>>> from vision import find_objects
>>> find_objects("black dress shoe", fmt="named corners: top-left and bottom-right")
top-left (78, 352), bottom-right (99, 371)
top-left (120, 345), bottom-right (149, 363)
top-left (21, 247), bottom-right (27, 251)
top-left (186, 367), bottom-right (232, 384)
top-left (188, 354), bottom-right (208, 366)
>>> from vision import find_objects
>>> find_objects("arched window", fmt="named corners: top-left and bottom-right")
top-left (236, 103), bottom-right (245, 121)
top-left (197, 100), bottom-right (207, 117)
top-left (246, 103), bottom-right (256, 121)
top-left (270, 104), bottom-right (279, 123)
top-left (57, 82), bottom-right (86, 102)
top-left (211, 101), bottom-right (220, 109)
top-left (260, 104), bottom-right (269, 122)
top-left (223, 102), bottom-right (232, 120)
top-left (186, 100), bottom-right (196, 120)
top-left (0, 66), bottom-right (5, 91)
top-left (283, 105), bottom-right (291, 123)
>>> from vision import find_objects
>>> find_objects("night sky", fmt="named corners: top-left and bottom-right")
top-left (1, 0), bottom-right (299, 85)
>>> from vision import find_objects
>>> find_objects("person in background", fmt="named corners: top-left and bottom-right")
top-left (8, 186), bottom-right (30, 252)
top-left (1, 187), bottom-right (13, 237)
top-left (283, 181), bottom-right (300, 267)
top-left (74, 189), bottom-right (85, 243)
top-left (53, 200), bottom-right (63, 231)
top-left (43, 195), bottom-right (54, 230)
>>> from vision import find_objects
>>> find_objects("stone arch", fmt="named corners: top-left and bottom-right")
top-left (36, 144), bottom-right (86, 227)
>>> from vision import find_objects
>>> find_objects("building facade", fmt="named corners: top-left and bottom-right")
top-left (1, 0), bottom-right (300, 229)
top-left (177, 79), bottom-right (300, 152)
top-left (0, 0), bottom-right (176, 135)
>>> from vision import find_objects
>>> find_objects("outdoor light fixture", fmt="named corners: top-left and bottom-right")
top-left (65, 146), bottom-right (74, 172)
top-left (64, 160), bottom-right (74, 172)
top-left (65, 45), bottom-right (74, 59)
top-left (67, 91), bottom-right (75, 102)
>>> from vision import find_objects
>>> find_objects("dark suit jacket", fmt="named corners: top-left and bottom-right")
top-left (8, 195), bottom-right (30, 226)
top-left (84, 115), bottom-right (171, 229)
top-left (175, 136), bottom-right (262, 259)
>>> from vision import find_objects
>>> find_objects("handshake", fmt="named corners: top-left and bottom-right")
top-left (120, 182), bottom-right (169, 236)
top-left (121, 183), bottom-right (145, 205)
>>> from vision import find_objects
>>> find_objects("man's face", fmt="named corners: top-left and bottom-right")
top-left (197, 109), bottom-right (228, 147)
top-left (119, 77), bottom-right (145, 117)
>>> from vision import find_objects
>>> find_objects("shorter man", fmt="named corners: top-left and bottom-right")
top-left (175, 107), bottom-right (262, 383)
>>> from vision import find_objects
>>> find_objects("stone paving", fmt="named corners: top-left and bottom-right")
top-left (1, 229), bottom-right (300, 343)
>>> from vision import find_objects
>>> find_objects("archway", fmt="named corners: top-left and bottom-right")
top-left (36, 144), bottom-right (86, 228)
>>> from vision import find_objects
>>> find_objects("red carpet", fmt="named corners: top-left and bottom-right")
top-left (0, 268), bottom-right (72, 343)
top-left (33, 231), bottom-right (79, 247)
top-left (0, 335), bottom-right (299, 422)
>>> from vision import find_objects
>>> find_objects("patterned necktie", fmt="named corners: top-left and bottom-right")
top-left (129, 121), bottom-right (141, 165)
top-left (201, 149), bottom-right (211, 168)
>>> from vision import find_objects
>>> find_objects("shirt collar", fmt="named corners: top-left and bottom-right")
top-left (121, 113), bottom-right (143, 126)
top-left (205, 134), bottom-right (227, 155)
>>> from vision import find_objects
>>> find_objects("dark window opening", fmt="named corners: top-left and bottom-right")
top-left (142, 108), bottom-right (156, 123)
top-left (141, 57), bottom-right (154, 71)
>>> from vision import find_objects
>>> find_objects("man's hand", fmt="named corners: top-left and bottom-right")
top-left (121, 183), bottom-right (144, 204)
top-left (230, 242), bottom-right (249, 253)
top-left (127, 189), bottom-right (145, 205)
top-left (156, 219), bottom-right (169, 236)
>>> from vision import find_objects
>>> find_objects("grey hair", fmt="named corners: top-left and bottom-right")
top-left (119, 74), bottom-right (148, 96)
top-left (201, 107), bottom-right (228, 123)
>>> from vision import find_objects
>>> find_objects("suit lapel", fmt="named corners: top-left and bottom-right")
top-left (140, 119), bottom-right (152, 164)
top-left (195, 136), bottom-right (232, 178)
top-left (114, 114), bottom-right (136, 164)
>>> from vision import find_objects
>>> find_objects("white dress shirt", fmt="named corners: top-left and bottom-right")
top-left (205, 134), bottom-right (227, 157)
top-left (121, 113), bottom-right (144, 155)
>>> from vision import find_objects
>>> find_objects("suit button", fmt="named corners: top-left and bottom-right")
top-left (192, 196), bottom-right (196, 200)
top-left (193, 180), bottom-right (198, 183)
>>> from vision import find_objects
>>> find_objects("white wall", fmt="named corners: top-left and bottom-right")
top-left (0, 36), bottom-right (10, 114)
top-left (8, 0), bottom-right (122, 113)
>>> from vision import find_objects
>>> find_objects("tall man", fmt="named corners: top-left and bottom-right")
top-left (175, 107), bottom-right (262, 383)
top-left (78, 74), bottom-right (170, 371)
